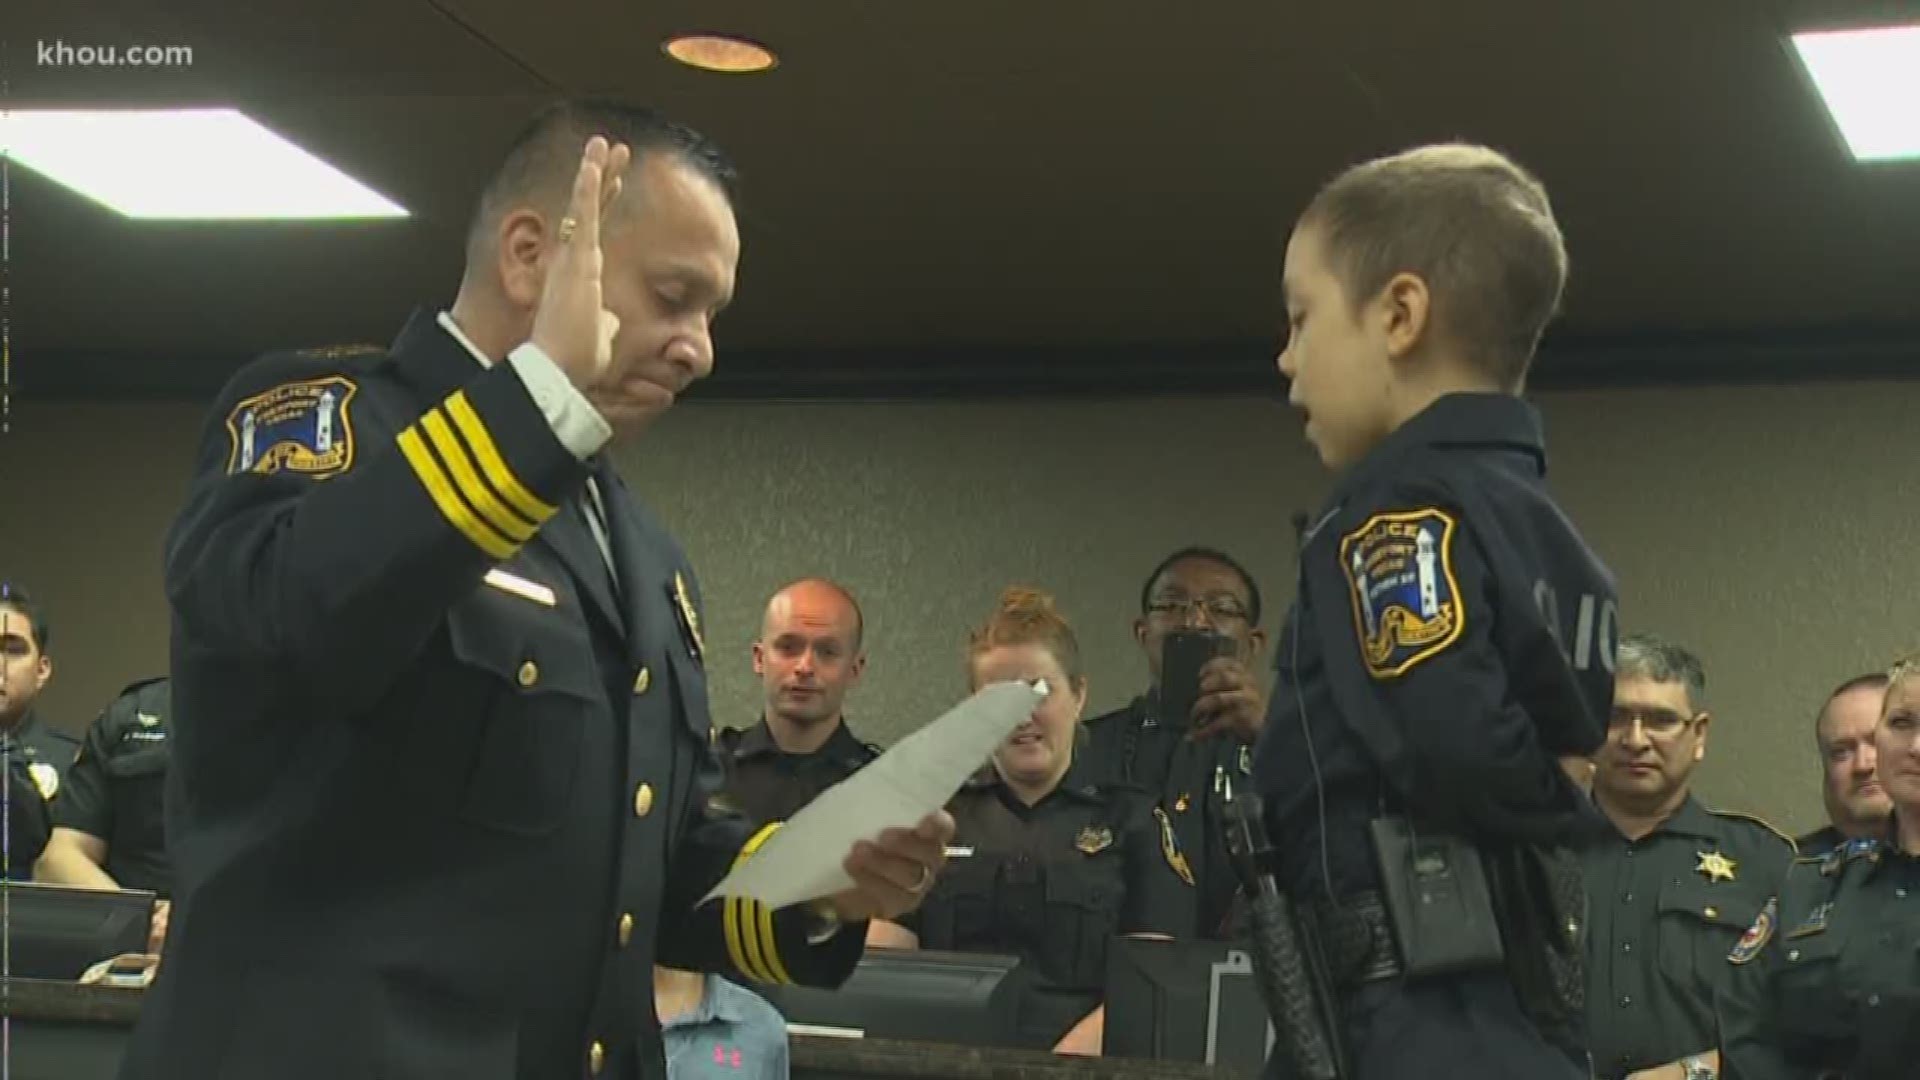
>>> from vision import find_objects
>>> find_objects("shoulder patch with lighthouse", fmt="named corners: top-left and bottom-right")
top-left (225, 375), bottom-right (359, 479)
top-left (1339, 507), bottom-right (1466, 680)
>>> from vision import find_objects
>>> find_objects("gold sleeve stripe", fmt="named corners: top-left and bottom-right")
top-left (397, 427), bottom-right (515, 560)
top-left (445, 391), bottom-right (558, 524)
top-left (755, 894), bottom-right (794, 985)
top-left (723, 823), bottom-right (788, 984)
top-left (421, 410), bottom-right (537, 543)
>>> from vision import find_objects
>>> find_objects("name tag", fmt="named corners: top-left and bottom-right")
top-left (945, 846), bottom-right (974, 859)
top-left (484, 568), bottom-right (556, 607)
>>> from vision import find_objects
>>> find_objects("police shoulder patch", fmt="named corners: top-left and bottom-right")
top-left (1153, 806), bottom-right (1196, 887)
top-left (1339, 507), bottom-right (1466, 679)
top-left (1727, 896), bottom-right (1776, 964)
top-left (225, 375), bottom-right (358, 479)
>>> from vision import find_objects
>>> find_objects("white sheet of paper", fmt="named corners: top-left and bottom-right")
top-left (700, 679), bottom-right (1048, 909)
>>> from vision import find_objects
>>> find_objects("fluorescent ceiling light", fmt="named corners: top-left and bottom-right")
top-left (1790, 23), bottom-right (1920, 162)
top-left (0, 108), bottom-right (408, 219)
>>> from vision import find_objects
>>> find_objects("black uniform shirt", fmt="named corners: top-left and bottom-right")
top-left (1252, 394), bottom-right (1616, 899)
top-left (716, 717), bottom-right (878, 828)
top-left (5, 709), bottom-right (81, 802)
top-left (899, 756), bottom-right (1197, 1049)
top-left (1082, 695), bottom-right (1248, 939)
top-left (2, 735), bottom-right (53, 876)
top-left (1793, 824), bottom-right (1849, 858)
top-left (1580, 797), bottom-right (1794, 1079)
top-left (1721, 826), bottom-right (1920, 1080)
top-left (53, 677), bottom-right (175, 896)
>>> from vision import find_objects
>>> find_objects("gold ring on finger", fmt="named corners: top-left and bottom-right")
top-left (557, 215), bottom-right (578, 243)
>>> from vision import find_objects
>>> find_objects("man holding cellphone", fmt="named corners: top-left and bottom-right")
top-left (1082, 546), bottom-right (1269, 939)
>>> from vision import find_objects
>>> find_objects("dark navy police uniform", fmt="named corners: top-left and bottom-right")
top-left (1252, 394), bottom-right (1617, 1079)
top-left (3, 733), bottom-right (53, 875)
top-left (1580, 798), bottom-right (1793, 1079)
top-left (716, 717), bottom-right (879, 827)
top-left (54, 677), bottom-right (175, 896)
top-left (1720, 827), bottom-right (1920, 1080)
top-left (1793, 824), bottom-right (1848, 858)
top-left (897, 757), bottom-right (1197, 1050)
top-left (6, 708), bottom-right (81, 800)
top-left (1082, 694), bottom-right (1248, 939)
top-left (121, 311), bottom-right (863, 1080)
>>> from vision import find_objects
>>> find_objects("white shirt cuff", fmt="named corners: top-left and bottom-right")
top-left (505, 343), bottom-right (612, 461)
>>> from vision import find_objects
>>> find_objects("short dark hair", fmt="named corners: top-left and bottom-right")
top-left (1301, 143), bottom-right (1566, 390)
top-left (1615, 633), bottom-right (1706, 712)
top-left (0, 583), bottom-right (49, 655)
top-left (1814, 671), bottom-right (1890, 746)
top-left (467, 99), bottom-right (738, 256)
top-left (1139, 547), bottom-right (1263, 626)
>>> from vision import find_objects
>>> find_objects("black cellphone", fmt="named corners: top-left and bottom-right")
top-left (1159, 630), bottom-right (1235, 729)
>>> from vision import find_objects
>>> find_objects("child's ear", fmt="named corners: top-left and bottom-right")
top-left (1380, 271), bottom-right (1432, 360)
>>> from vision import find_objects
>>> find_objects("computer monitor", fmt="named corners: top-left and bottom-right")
top-left (759, 947), bottom-right (1021, 1046)
top-left (1104, 937), bottom-right (1274, 1073)
top-left (3, 881), bottom-right (155, 980)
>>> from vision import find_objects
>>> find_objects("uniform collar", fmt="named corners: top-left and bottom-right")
top-left (732, 715), bottom-right (869, 766)
top-left (1331, 392), bottom-right (1547, 504)
top-left (1652, 796), bottom-right (1721, 842)
top-left (972, 752), bottom-right (1105, 803)
top-left (389, 308), bottom-right (489, 404)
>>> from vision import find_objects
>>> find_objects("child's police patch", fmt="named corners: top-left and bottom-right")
top-left (1339, 508), bottom-right (1466, 679)
top-left (225, 376), bottom-right (358, 479)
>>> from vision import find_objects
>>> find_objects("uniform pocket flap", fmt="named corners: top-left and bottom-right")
top-left (446, 590), bottom-right (597, 701)
top-left (1656, 881), bottom-right (1763, 931)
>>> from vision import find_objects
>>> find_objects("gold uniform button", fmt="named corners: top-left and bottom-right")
top-left (517, 661), bottom-right (539, 688)
top-left (588, 1040), bottom-right (605, 1074)
top-left (632, 667), bottom-right (651, 695)
top-left (618, 912), bottom-right (634, 947)
top-left (634, 783), bottom-right (655, 818)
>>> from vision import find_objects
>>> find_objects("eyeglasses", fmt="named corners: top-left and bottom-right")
top-left (1146, 596), bottom-right (1251, 623)
top-left (1606, 706), bottom-right (1700, 739)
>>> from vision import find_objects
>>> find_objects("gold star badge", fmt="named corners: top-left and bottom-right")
top-left (1697, 850), bottom-right (1738, 883)
top-left (1173, 793), bottom-right (1190, 813)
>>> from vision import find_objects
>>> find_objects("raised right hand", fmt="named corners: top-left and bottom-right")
top-left (529, 136), bottom-right (633, 391)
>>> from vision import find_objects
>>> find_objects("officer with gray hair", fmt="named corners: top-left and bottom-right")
top-left (1579, 633), bottom-right (1794, 1080)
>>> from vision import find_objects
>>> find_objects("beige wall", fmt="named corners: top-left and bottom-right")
top-left (5, 382), bottom-right (1917, 835)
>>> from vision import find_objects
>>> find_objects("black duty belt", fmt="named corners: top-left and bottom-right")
top-left (1308, 890), bottom-right (1402, 989)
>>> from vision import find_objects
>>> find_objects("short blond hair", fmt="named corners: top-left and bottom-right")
top-left (1302, 142), bottom-right (1568, 389)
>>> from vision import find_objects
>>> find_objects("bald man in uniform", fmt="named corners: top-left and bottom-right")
top-left (718, 579), bottom-right (880, 827)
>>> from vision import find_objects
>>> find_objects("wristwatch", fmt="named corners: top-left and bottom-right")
top-left (1680, 1056), bottom-right (1716, 1080)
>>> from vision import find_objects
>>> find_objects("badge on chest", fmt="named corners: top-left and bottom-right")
top-left (1075, 826), bottom-right (1114, 855)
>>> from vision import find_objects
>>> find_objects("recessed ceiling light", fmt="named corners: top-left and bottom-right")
top-left (1790, 23), bottom-right (1920, 162)
top-left (0, 108), bottom-right (409, 219)
top-left (663, 33), bottom-right (778, 74)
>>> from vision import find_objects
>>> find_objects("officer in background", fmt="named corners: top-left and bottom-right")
top-left (1254, 144), bottom-right (1613, 1078)
top-left (1082, 546), bottom-right (1267, 939)
top-left (1798, 672), bottom-right (1891, 856)
top-left (120, 102), bottom-right (949, 1080)
top-left (717, 579), bottom-right (879, 826)
top-left (0, 586), bottom-right (82, 814)
top-left (1720, 653), bottom-right (1920, 1080)
top-left (4, 730), bottom-right (54, 877)
top-left (37, 677), bottom-right (175, 953)
top-left (1581, 636), bottom-right (1793, 1080)
top-left (875, 587), bottom-right (1196, 1055)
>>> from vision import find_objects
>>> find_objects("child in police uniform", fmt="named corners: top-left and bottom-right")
top-left (1251, 144), bottom-right (1617, 1080)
